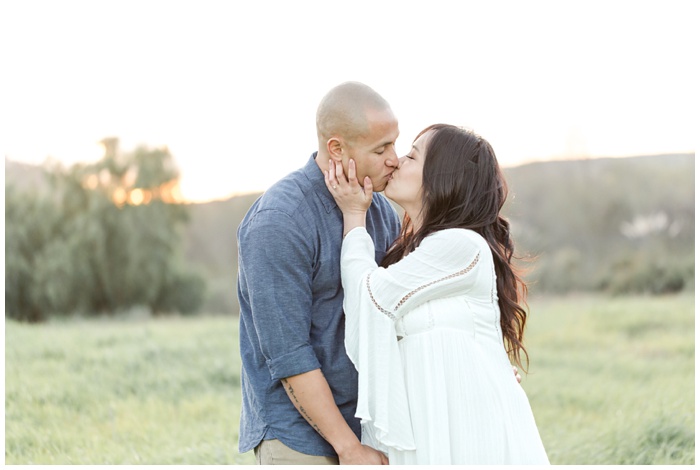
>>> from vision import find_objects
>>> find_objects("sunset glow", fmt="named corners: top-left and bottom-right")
top-left (1, 1), bottom-right (694, 203)
top-left (128, 189), bottom-right (145, 206)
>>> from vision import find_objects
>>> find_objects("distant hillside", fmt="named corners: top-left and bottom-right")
top-left (501, 153), bottom-right (694, 293)
top-left (6, 153), bottom-right (694, 314)
top-left (182, 193), bottom-right (262, 277)
top-left (4, 158), bottom-right (49, 192)
top-left (182, 153), bottom-right (694, 313)
top-left (180, 193), bottom-right (261, 314)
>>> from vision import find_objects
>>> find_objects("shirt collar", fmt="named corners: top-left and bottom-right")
top-left (303, 152), bottom-right (337, 213)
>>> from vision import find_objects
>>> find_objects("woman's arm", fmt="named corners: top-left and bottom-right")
top-left (342, 227), bottom-right (482, 318)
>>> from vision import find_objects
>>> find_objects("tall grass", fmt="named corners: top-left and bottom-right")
top-left (5, 315), bottom-right (255, 464)
top-left (5, 293), bottom-right (694, 464)
top-left (521, 293), bottom-right (694, 464)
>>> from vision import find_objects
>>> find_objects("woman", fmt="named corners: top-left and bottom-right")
top-left (324, 124), bottom-right (549, 464)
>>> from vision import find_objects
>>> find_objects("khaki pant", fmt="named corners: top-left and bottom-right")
top-left (254, 439), bottom-right (339, 465)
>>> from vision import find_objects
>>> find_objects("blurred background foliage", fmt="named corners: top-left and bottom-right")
top-left (5, 149), bottom-right (694, 322)
top-left (5, 139), bottom-right (205, 322)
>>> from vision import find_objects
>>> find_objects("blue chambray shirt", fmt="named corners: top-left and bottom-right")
top-left (237, 153), bottom-right (400, 457)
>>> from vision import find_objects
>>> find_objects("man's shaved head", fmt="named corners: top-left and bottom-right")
top-left (313, 82), bottom-right (400, 191)
top-left (316, 81), bottom-right (391, 146)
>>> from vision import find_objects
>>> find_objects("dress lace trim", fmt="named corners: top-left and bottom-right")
top-left (366, 274), bottom-right (397, 320)
top-left (366, 251), bottom-right (481, 320)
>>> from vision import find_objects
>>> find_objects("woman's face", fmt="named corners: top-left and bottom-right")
top-left (385, 130), bottom-right (432, 215)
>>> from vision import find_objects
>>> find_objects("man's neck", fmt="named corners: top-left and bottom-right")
top-left (315, 150), bottom-right (332, 173)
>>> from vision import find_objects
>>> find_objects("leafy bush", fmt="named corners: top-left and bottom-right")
top-left (599, 255), bottom-right (692, 295)
top-left (5, 144), bottom-right (205, 321)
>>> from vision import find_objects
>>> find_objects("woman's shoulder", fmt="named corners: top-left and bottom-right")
top-left (427, 227), bottom-right (486, 241)
top-left (424, 228), bottom-right (488, 250)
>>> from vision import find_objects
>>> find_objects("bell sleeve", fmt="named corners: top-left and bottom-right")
top-left (340, 226), bottom-right (483, 453)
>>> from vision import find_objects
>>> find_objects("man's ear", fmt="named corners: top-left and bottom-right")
top-left (327, 137), bottom-right (344, 161)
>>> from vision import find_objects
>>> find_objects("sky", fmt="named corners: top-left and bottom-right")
top-left (1, 0), bottom-right (696, 202)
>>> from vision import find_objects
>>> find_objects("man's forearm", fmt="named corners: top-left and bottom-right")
top-left (281, 369), bottom-right (360, 456)
top-left (281, 369), bottom-right (387, 464)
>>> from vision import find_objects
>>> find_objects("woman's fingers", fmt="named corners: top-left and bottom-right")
top-left (327, 159), bottom-right (369, 195)
top-left (324, 163), bottom-right (333, 189)
top-left (363, 176), bottom-right (373, 197)
top-left (348, 158), bottom-right (358, 184)
top-left (335, 158), bottom-right (346, 183)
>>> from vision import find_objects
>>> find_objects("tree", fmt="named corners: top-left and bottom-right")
top-left (5, 139), bottom-right (205, 321)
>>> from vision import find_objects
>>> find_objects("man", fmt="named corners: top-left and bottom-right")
top-left (237, 81), bottom-right (401, 465)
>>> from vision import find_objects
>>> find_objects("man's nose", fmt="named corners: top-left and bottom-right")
top-left (385, 147), bottom-right (399, 168)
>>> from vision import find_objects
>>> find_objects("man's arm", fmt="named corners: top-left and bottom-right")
top-left (241, 210), bottom-right (387, 464)
top-left (282, 369), bottom-right (389, 465)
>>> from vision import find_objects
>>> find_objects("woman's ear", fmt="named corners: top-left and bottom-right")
top-left (327, 137), bottom-right (344, 162)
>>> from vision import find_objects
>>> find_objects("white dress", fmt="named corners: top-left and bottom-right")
top-left (341, 227), bottom-right (549, 465)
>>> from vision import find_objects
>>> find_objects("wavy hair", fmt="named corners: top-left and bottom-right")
top-left (381, 124), bottom-right (530, 370)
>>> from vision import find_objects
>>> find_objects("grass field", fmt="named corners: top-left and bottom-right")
top-left (5, 314), bottom-right (253, 464)
top-left (4, 293), bottom-right (695, 464)
top-left (521, 293), bottom-right (694, 464)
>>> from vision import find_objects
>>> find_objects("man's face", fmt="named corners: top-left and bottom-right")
top-left (344, 108), bottom-right (400, 192)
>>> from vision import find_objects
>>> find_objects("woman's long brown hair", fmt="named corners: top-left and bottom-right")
top-left (381, 124), bottom-right (530, 370)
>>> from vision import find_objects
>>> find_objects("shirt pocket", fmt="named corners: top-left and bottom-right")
top-left (313, 244), bottom-right (341, 297)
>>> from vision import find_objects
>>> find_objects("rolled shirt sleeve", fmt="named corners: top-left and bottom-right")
top-left (240, 209), bottom-right (321, 380)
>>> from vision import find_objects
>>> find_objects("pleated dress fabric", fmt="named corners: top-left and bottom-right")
top-left (341, 227), bottom-right (549, 465)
